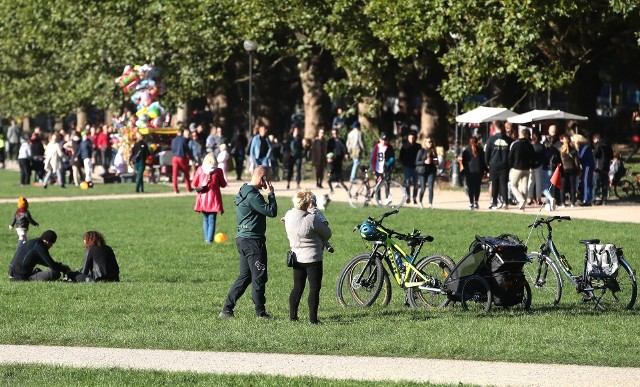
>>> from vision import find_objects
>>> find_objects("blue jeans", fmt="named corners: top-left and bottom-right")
top-left (202, 212), bottom-right (217, 243)
top-left (403, 167), bottom-right (418, 200)
top-left (581, 166), bottom-right (594, 203)
top-left (418, 172), bottom-right (436, 204)
top-left (350, 158), bottom-right (360, 182)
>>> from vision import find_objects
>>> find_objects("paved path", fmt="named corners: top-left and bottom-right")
top-left (1, 172), bottom-right (638, 224)
top-left (2, 344), bottom-right (640, 386)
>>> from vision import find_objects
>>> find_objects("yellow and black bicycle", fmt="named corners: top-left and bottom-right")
top-left (336, 209), bottom-right (454, 307)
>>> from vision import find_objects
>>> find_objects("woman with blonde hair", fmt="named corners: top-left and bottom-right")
top-left (283, 189), bottom-right (332, 324)
top-left (193, 152), bottom-right (227, 243)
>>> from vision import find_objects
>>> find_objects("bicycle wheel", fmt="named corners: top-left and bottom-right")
top-left (461, 275), bottom-right (492, 312)
top-left (523, 253), bottom-right (563, 306)
top-left (348, 179), bottom-right (370, 208)
top-left (614, 179), bottom-right (635, 201)
top-left (589, 258), bottom-right (637, 311)
top-left (375, 179), bottom-right (407, 209)
top-left (407, 254), bottom-right (455, 308)
top-left (335, 253), bottom-right (385, 307)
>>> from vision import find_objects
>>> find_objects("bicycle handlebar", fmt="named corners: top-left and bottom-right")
top-left (528, 216), bottom-right (572, 229)
top-left (358, 209), bottom-right (434, 243)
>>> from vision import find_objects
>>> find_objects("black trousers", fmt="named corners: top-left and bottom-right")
top-left (466, 172), bottom-right (483, 204)
top-left (223, 238), bottom-right (269, 315)
top-left (18, 158), bottom-right (31, 185)
top-left (289, 260), bottom-right (323, 323)
top-left (234, 154), bottom-right (244, 180)
top-left (490, 168), bottom-right (509, 206)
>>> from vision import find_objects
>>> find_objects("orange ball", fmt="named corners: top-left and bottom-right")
top-left (214, 232), bottom-right (227, 243)
top-left (80, 182), bottom-right (89, 190)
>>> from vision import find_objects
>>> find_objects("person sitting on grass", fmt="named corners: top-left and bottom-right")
top-left (8, 230), bottom-right (71, 281)
top-left (67, 231), bottom-right (120, 282)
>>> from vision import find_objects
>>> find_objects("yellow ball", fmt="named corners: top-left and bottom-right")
top-left (80, 182), bottom-right (89, 190)
top-left (214, 232), bottom-right (227, 243)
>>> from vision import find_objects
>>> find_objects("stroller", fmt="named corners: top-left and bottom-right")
top-left (444, 234), bottom-right (531, 312)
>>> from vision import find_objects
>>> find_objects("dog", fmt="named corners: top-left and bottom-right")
top-left (315, 193), bottom-right (331, 211)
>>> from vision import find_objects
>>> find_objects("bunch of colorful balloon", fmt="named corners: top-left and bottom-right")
top-left (115, 64), bottom-right (168, 129)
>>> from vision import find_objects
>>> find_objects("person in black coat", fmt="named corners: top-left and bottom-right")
top-left (462, 136), bottom-right (487, 209)
top-left (130, 132), bottom-right (150, 193)
top-left (8, 230), bottom-right (71, 281)
top-left (592, 133), bottom-right (614, 205)
top-left (68, 231), bottom-right (119, 282)
top-left (484, 122), bottom-right (512, 209)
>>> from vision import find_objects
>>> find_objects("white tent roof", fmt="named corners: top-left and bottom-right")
top-left (507, 109), bottom-right (588, 124)
top-left (455, 106), bottom-right (517, 123)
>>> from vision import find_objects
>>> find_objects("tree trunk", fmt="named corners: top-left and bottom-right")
top-left (420, 90), bottom-right (448, 148)
top-left (357, 97), bottom-right (379, 134)
top-left (206, 87), bottom-right (228, 128)
top-left (568, 61), bottom-right (600, 134)
top-left (22, 114), bottom-right (30, 134)
top-left (76, 107), bottom-right (87, 132)
top-left (104, 109), bottom-right (113, 127)
top-left (299, 53), bottom-right (331, 140)
top-left (171, 102), bottom-right (189, 129)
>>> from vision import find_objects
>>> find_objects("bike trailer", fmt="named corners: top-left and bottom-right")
top-left (445, 234), bottom-right (530, 307)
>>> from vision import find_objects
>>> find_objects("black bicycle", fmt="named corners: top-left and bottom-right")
top-left (525, 216), bottom-right (637, 310)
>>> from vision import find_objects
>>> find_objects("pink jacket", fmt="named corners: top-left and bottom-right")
top-left (193, 167), bottom-right (227, 213)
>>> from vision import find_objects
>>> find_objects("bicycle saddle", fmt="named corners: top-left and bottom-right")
top-left (579, 239), bottom-right (600, 245)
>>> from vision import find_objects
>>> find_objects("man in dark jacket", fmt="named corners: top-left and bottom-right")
top-left (592, 133), bottom-right (614, 205)
top-left (399, 130), bottom-right (421, 204)
top-left (8, 230), bottom-right (70, 281)
top-left (220, 165), bottom-right (277, 320)
top-left (508, 128), bottom-right (535, 210)
top-left (484, 122), bottom-right (512, 209)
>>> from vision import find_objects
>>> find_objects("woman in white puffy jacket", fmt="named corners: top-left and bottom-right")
top-left (283, 189), bottom-right (332, 324)
top-left (42, 134), bottom-right (65, 188)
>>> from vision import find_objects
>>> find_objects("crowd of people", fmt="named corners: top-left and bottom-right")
top-left (0, 122), bottom-right (123, 188)
top-left (476, 121), bottom-right (619, 211)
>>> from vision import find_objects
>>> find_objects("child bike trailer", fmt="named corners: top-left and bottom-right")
top-left (444, 234), bottom-right (531, 312)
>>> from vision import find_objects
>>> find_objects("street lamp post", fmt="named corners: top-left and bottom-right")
top-left (449, 33), bottom-right (461, 187)
top-left (451, 78), bottom-right (461, 187)
top-left (243, 40), bottom-right (258, 135)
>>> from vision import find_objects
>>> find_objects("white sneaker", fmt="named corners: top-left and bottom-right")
top-left (383, 197), bottom-right (393, 206)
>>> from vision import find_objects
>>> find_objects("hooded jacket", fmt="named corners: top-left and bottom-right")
top-left (234, 184), bottom-right (277, 240)
top-left (484, 132), bottom-right (512, 171)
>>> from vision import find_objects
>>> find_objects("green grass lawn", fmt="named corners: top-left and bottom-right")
top-left (0, 364), bottom-right (452, 386)
top-left (1, 168), bottom-right (639, 369)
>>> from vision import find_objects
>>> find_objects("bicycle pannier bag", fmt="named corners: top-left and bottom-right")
top-left (587, 244), bottom-right (619, 278)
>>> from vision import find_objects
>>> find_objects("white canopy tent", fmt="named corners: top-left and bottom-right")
top-left (507, 109), bottom-right (588, 124)
top-left (455, 106), bottom-right (518, 141)
top-left (455, 106), bottom-right (518, 123)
